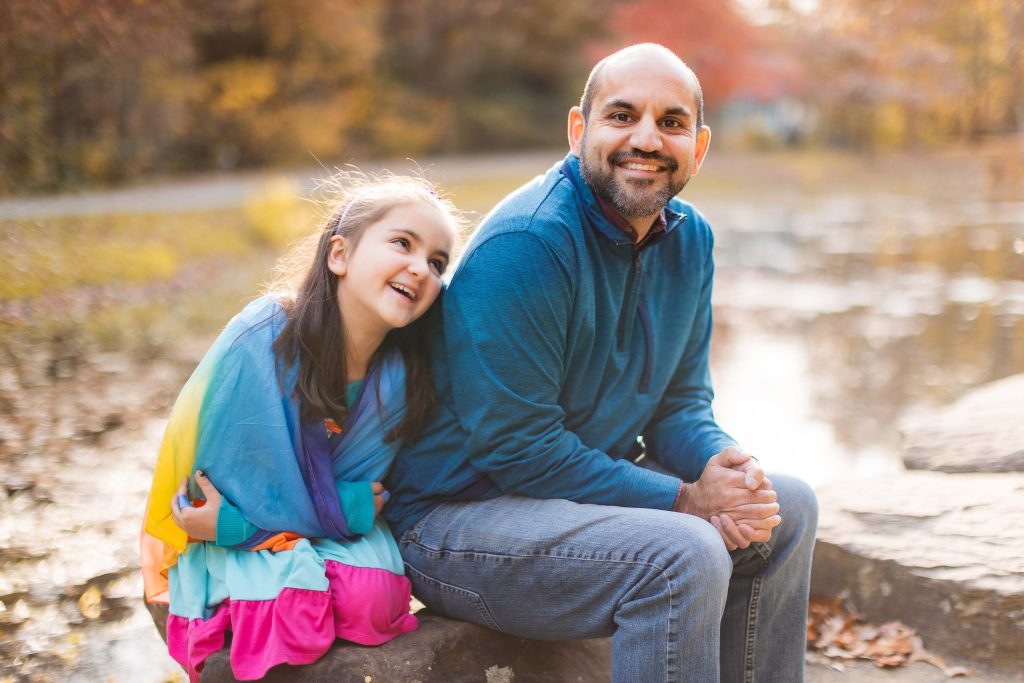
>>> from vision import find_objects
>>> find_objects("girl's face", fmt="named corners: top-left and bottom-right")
top-left (329, 201), bottom-right (456, 339)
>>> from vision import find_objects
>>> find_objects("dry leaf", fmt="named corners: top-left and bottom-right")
top-left (806, 593), bottom-right (968, 676)
top-left (909, 635), bottom-right (972, 678)
top-left (77, 585), bottom-right (102, 619)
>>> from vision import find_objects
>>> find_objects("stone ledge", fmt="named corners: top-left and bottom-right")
top-left (811, 470), bottom-right (1024, 670)
top-left (146, 602), bottom-right (612, 683)
top-left (901, 373), bottom-right (1024, 473)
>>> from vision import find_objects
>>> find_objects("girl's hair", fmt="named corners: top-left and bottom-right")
top-left (267, 170), bottom-right (463, 443)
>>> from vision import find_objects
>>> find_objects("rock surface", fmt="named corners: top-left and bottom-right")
top-left (901, 373), bottom-right (1024, 473)
top-left (811, 470), bottom-right (1024, 670)
top-left (144, 602), bottom-right (613, 683)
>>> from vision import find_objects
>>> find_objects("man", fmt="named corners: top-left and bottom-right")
top-left (385, 43), bottom-right (817, 682)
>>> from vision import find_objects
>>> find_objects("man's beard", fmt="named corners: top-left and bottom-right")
top-left (580, 147), bottom-right (687, 218)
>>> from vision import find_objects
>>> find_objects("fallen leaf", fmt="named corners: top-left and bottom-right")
top-left (909, 635), bottom-right (972, 678)
top-left (77, 585), bottom-right (102, 619)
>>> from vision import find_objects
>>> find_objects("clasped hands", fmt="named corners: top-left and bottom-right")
top-left (673, 447), bottom-right (781, 551)
top-left (169, 471), bottom-right (389, 542)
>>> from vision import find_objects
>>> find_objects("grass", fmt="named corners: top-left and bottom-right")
top-left (0, 181), bottom-right (322, 378)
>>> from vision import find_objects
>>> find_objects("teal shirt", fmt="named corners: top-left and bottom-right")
top-left (215, 380), bottom-right (375, 546)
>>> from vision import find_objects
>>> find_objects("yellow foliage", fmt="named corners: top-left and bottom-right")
top-left (243, 178), bottom-right (316, 249)
top-left (78, 243), bottom-right (179, 285)
top-left (207, 60), bottom-right (281, 117)
top-left (0, 208), bottom-right (266, 302)
top-left (368, 92), bottom-right (452, 156)
top-left (873, 103), bottom-right (908, 149)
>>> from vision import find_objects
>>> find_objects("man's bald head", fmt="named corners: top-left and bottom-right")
top-left (579, 43), bottom-right (704, 129)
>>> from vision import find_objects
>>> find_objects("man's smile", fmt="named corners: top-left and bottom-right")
top-left (609, 151), bottom-right (678, 176)
top-left (620, 161), bottom-right (665, 172)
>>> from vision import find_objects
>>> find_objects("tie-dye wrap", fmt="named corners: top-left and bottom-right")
top-left (141, 296), bottom-right (418, 681)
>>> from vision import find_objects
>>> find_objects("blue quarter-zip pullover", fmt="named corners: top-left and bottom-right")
top-left (385, 153), bottom-right (736, 537)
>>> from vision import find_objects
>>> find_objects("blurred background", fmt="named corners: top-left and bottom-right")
top-left (0, 0), bottom-right (1022, 681)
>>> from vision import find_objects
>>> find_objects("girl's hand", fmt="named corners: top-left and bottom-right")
top-left (371, 482), bottom-right (390, 519)
top-left (170, 470), bottom-right (222, 541)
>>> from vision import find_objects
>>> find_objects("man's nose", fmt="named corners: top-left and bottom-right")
top-left (629, 116), bottom-right (663, 152)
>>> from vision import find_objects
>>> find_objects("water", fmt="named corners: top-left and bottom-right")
top-left (705, 194), bottom-right (1024, 486)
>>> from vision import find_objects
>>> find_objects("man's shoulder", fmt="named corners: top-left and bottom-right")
top-left (469, 166), bottom-right (583, 256)
top-left (664, 197), bottom-right (716, 253)
top-left (667, 197), bottom-right (711, 229)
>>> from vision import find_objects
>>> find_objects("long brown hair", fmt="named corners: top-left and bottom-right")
top-left (267, 172), bottom-right (463, 442)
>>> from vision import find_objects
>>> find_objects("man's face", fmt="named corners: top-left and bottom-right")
top-left (570, 55), bottom-right (710, 220)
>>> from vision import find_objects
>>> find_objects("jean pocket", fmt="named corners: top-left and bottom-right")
top-left (404, 562), bottom-right (501, 632)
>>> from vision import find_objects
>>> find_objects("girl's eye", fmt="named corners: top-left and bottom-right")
top-left (430, 259), bottom-right (446, 275)
top-left (393, 237), bottom-right (410, 249)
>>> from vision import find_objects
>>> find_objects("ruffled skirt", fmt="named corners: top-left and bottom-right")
top-left (166, 524), bottom-right (417, 681)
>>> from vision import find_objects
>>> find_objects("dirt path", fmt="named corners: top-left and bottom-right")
top-left (0, 150), bottom-right (562, 220)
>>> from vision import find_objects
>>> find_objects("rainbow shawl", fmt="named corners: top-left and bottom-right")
top-left (141, 295), bottom-right (407, 600)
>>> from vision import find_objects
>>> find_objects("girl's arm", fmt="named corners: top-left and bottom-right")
top-left (171, 472), bottom-right (387, 545)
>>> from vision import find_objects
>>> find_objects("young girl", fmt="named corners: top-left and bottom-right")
top-left (140, 173), bottom-right (460, 681)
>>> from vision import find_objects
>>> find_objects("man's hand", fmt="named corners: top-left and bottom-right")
top-left (170, 470), bottom-right (221, 542)
top-left (674, 447), bottom-right (781, 550)
top-left (718, 453), bottom-right (779, 549)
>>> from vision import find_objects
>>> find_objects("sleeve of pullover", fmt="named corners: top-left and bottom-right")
top-left (444, 231), bottom-right (680, 510)
top-left (642, 241), bottom-right (738, 481)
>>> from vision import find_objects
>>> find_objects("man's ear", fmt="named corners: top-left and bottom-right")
top-left (691, 125), bottom-right (711, 176)
top-left (568, 106), bottom-right (585, 157)
top-left (326, 235), bottom-right (348, 276)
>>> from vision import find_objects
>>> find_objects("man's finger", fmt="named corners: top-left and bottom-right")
top-left (732, 514), bottom-right (782, 531)
top-left (743, 464), bottom-right (764, 491)
top-left (716, 446), bottom-right (750, 468)
top-left (748, 489), bottom-right (777, 504)
top-left (736, 523), bottom-right (773, 544)
top-left (710, 516), bottom-right (739, 551)
top-left (716, 512), bottom-right (751, 549)
top-left (725, 502), bottom-right (780, 520)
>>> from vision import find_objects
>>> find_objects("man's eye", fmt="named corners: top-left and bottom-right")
top-left (612, 112), bottom-right (631, 123)
top-left (661, 119), bottom-right (681, 129)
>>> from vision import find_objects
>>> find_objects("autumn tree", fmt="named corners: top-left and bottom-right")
top-left (593, 0), bottom-right (762, 112)
top-left (786, 0), bottom-right (1024, 148)
top-left (0, 0), bottom-right (193, 192)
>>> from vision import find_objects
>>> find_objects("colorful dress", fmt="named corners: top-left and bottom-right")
top-left (141, 296), bottom-right (417, 682)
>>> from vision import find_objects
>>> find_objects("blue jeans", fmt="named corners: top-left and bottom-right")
top-left (397, 474), bottom-right (817, 683)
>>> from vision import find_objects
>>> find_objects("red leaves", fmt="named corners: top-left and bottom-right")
top-left (807, 594), bottom-right (970, 677)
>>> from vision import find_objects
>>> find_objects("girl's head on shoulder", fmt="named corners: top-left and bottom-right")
top-left (272, 172), bottom-right (464, 321)
top-left (270, 170), bottom-right (466, 434)
top-left (326, 177), bottom-right (460, 337)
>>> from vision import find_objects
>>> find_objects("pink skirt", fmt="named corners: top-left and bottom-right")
top-left (166, 560), bottom-right (418, 681)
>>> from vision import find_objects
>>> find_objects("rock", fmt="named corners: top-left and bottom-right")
top-left (901, 373), bottom-right (1024, 473)
top-left (145, 602), bottom-right (611, 683)
top-left (811, 471), bottom-right (1024, 670)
